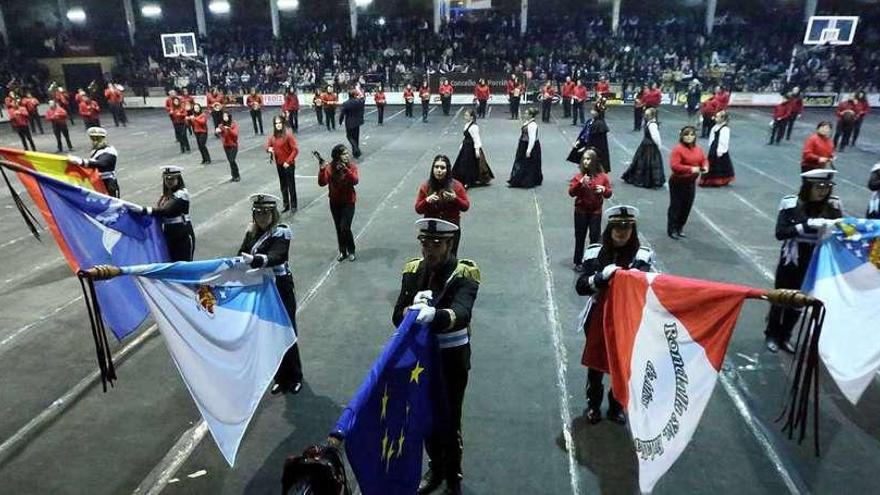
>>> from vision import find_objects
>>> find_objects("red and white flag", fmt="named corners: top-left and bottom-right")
top-left (603, 270), bottom-right (763, 493)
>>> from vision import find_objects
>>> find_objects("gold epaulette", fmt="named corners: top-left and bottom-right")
top-left (402, 258), bottom-right (423, 274)
top-left (454, 259), bottom-right (481, 284)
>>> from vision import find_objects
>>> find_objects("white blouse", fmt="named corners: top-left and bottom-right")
top-left (709, 124), bottom-right (730, 156)
top-left (467, 123), bottom-right (482, 150)
top-left (526, 120), bottom-right (538, 155)
top-left (647, 121), bottom-right (661, 147)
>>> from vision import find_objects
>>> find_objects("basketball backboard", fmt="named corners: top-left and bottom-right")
top-left (161, 32), bottom-right (198, 58)
top-left (804, 16), bottom-right (858, 46)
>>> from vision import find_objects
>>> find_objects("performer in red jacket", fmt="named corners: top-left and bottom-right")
top-left (801, 121), bottom-right (835, 171)
top-left (9, 100), bottom-right (36, 150)
top-left (282, 86), bottom-right (300, 132)
top-left (414, 155), bottom-right (470, 255)
top-left (667, 126), bottom-right (708, 239)
top-left (403, 83), bottom-right (415, 118)
top-left (266, 115), bottom-right (300, 212)
top-left (54, 87), bottom-right (74, 125)
top-left (642, 83), bottom-right (663, 123)
top-left (540, 81), bottom-right (557, 122)
top-left (21, 92), bottom-right (44, 135)
top-left (561, 76), bottom-right (575, 118)
top-left (246, 88), bottom-right (265, 135)
top-left (206, 87), bottom-right (225, 128)
top-left (419, 82), bottom-right (432, 123)
top-left (169, 97), bottom-right (191, 153)
top-left (783, 86), bottom-right (803, 141)
top-left (438, 79), bottom-right (454, 116)
top-left (321, 85), bottom-right (338, 131)
top-left (78, 95), bottom-right (101, 129)
top-left (594, 77), bottom-right (610, 100)
top-left (569, 149), bottom-right (612, 269)
top-left (317, 144), bottom-right (360, 261)
top-left (373, 84), bottom-right (387, 124)
top-left (45, 100), bottom-right (73, 152)
top-left (852, 90), bottom-right (870, 147)
top-left (700, 96), bottom-right (718, 138)
top-left (571, 80), bottom-right (588, 125)
top-left (713, 86), bottom-right (730, 111)
top-left (834, 96), bottom-right (858, 151)
top-left (215, 111), bottom-right (241, 181)
top-left (506, 75), bottom-right (522, 120)
top-left (769, 94), bottom-right (791, 145)
top-left (104, 83), bottom-right (128, 127)
top-left (473, 79), bottom-right (491, 119)
top-left (187, 103), bottom-right (211, 164)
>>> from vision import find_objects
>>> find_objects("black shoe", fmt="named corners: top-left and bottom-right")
top-left (676, 230), bottom-right (688, 238)
top-left (231, 176), bottom-right (241, 182)
top-left (780, 341), bottom-right (796, 354)
top-left (348, 253), bottom-right (357, 262)
top-left (443, 480), bottom-right (462, 495)
top-left (607, 408), bottom-right (627, 425)
top-left (270, 382), bottom-right (285, 395)
top-left (290, 382), bottom-right (303, 394)
top-left (586, 406), bottom-right (602, 424)
top-left (417, 468), bottom-right (445, 495)
top-left (282, 205), bottom-right (290, 213)
top-left (667, 229), bottom-right (679, 240)
top-left (337, 253), bottom-right (347, 262)
top-left (765, 337), bottom-right (780, 353)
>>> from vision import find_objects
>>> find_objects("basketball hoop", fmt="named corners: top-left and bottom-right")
top-left (160, 32), bottom-right (212, 87)
top-left (786, 16), bottom-right (858, 83)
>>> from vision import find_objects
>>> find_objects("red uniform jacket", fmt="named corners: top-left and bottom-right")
top-left (669, 143), bottom-right (708, 182)
top-left (506, 80), bottom-right (517, 95)
top-left (414, 180), bottom-right (470, 225)
top-left (542, 87), bottom-right (557, 100)
top-left (282, 94), bottom-right (300, 112)
top-left (643, 88), bottom-right (663, 107)
top-left (79, 100), bottom-right (100, 119)
top-left (218, 122), bottom-right (239, 148)
top-left (104, 88), bottom-right (123, 104)
top-left (374, 91), bottom-right (386, 104)
top-left (318, 162), bottom-right (359, 205)
top-left (403, 88), bottom-right (415, 102)
top-left (569, 172), bottom-right (613, 215)
top-left (4, 96), bottom-right (15, 111)
top-left (801, 133), bottom-right (834, 171)
top-left (46, 106), bottom-right (69, 125)
top-left (562, 81), bottom-right (576, 98)
top-left (21, 97), bottom-right (40, 115)
top-left (439, 84), bottom-right (454, 97)
top-left (320, 91), bottom-right (338, 107)
top-left (836, 100), bottom-right (857, 119)
top-left (419, 87), bottom-right (431, 101)
top-left (573, 85), bottom-right (588, 102)
top-left (772, 101), bottom-right (791, 120)
top-left (473, 85), bottom-right (491, 101)
top-left (206, 92), bottom-right (225, 110)
top-left (246, 94), bottom-right (263, 109)
top-left (75, 92), bottom-right (84, 106)
top-left (170, 106), bottom-right (187, 124)
top-left (188, 113), bottom-right (208, 134)
top-left (180, 95), bottom-right (194, 108)
top-left (854, 100), bottom-right (870, 118)
top-left (10, 107), bottom-right (29, 128)
top-left (266, 131), bottom-right (299, 166)
top-left (700, 98), bottom-right (718, 116)
top-left (787, 97), bottom-right (803, 117)
top-left (164, 96), bottom-right (176, 114)
top-left (54, 91), bottom-right (69, 107)
top-left (594, 82), bottom-right (610, 97)
top-left (714, 91), bottom-right (730, 110)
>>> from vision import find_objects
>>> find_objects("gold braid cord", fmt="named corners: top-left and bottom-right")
top-left (764, 289), bottom-right (815, 308)
top-left (83, 265), bottom-right (122, 280)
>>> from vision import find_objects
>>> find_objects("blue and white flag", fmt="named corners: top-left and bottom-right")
top-left (803, 218), bottom-right (880, 404)
top-left (120, 258), bottom-right (296, 466)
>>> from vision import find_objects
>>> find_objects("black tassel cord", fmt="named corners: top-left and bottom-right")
top-left (0, 162), bottom-right (42, 240)
top-left (776, 300), bottom-right (826, 457)
top-left (77, 272), bottom-right (117, 392)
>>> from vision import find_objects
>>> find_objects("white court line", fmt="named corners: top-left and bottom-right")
top-left (133, 106), bottom-right (465, 495)
top-left (532, 193), bottom-right (581, 495)
top-left (385, 108), bottom-right (406, 122)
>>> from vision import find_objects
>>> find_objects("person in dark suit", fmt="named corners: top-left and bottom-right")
top-left (339, 90), bottom-right (365, 158)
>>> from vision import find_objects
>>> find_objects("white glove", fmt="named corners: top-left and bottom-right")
top-left (414, 304), bottom-right (436, 324)
top-left (412, 290), bottom-right (433, 306)
top-left (601, 265), bottom-right (619, 279)
top-left (67, 155), bottom-right (83, 166)
top-left (806, 218), bottom-right (836, 229)
top-left (239, 252), bottom-right (255, 265)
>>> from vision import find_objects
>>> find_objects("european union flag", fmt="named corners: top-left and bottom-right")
top-left (335, 311), bottom-right (443, 495)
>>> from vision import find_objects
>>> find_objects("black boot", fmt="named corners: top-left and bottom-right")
top-left (443, 477), bottom-right (462, 495)
top-left (418, 466), bottom-right (445, 495)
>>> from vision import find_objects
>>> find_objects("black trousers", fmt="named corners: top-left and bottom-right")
top-left (224, 147), bottom-right (240, 179)
top-left (562, 97), bottom-right (572, 117)
top-left (65, 104), bottom-right (76, 125)
top-left (770, 119), bottom-right (786, 144)
top-left (377, 104), bottom-right (385, 124)
top-left (834, 120), bottom-right (854, 150)
top-left (345, 126), bottom-right (361, 157)
top-left (587, 368), bottom-right (622, 412)
top-left (572, 101), bottom-right (585, 125)
top-left (422, 100), bottom-right (430, 121)
top-left (509, 96), bottom-right (520, 119)
top-left (324, 107), bottom-right (336, 130)
top-left (852, 117), bottom-right (865, 146)
top-left (174, 123), bottom-right (191, 152)
top-left (275, 274), bottom-right (304, 386)
top-left (315, 106), bottom-right (324, 126)
top-left (52, 123), bottom-right (73, 151)
top-left (784, 114), bottom-right (797, 140)
top-left (634, 106), bottom-right (645, 131)
top-left (541, 100), bottom-right (552, 122)
top-left (103, 178), bottom-right (120, 198)
top-left (476, 99), bottom-right (487, 118)
top-left (163, 223), bottom-right (195, 262)
top-left (276, 164), bottom-right (297, 209)
top-left (405, 101), bottom-right (414, 117)
top-left (573, 211), bottom-right (601, 265)
top-left (109, 103), bottom-right (127, 126)
top-left (425, 351), bottom-right (469, 482)
top-left (667, 180), bottom-right (696, 234)
top-left (210, 110), bottom-right (222, 129)
top-left (195, 132), bottom-right (211, 163)
top-left (441, 96), bottom-right (451, 115)
top-left (286, 110), bottom-right (299, 132)
top-left (765, 261), bottom-right (809, 343)
top-left (15, 126), bottom-right (35, 150)
top-left (701, 114), bottom-right (714, 138)
top-left (29, 112), bottom-right (44, 134)
top-left (84, 118), bottom-right (100, 129)
top-left (329, 202), bottom-right (356, 255)
top-left (250, 109), bottom-right (264, 134)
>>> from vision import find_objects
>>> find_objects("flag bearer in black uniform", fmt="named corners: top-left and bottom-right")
top-left (576, 206), bottom-right (654, 425)
top-left (764, 169), bottom-right (842, 353)
top-left (139, 166), bottom-right (195, 262)
top-left (392, 218), bottom-right (480, 495)
top-left (69, 127), bottom-right (120, 197)
top-left (238, 193), bottom-right (304, 394)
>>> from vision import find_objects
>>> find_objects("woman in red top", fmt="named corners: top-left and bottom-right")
top-left (206, 87), bottom-right (225, 128)
top-left (415, 155), bottom-right (470, 255)
top-left (78, 95), bottom-right (101, 129)
top-left (769, 94), bottom-right (790, 145)
top-left (569, 149), bottom-right (612, 269)
top-left (667, 125), bottom-right (707, 239)
top-left (540, 81), bottom-right (557, 123)
top-left (473, 79), bottom-right (491, 119)
top-left (317, 144), bottom-right (359, 261)
top-left (9, 100), bottom-right (36, 150)
top-left (321, 85), bottom-right (337, 131)
top-left (266, 115), bottom-right (299, 212)
top-left (801, 121), bottom-right (834, 172)
top-left (45, 100), bottom-right (73, 152)
top-left (170, 97), bottom-right (191, 154)
top-left (215, 111), bottom-right (241, 181)
top-left (852, 90), bottom-right (870, 147)
top-left (312, 89), bottom-right (324, 127)
top-left (21, 92), bottom-right (44, 135)
top-left (282, 86), bottom-right (300, 132)
top-left (246, 88), bottom-right (264, 135)
top-left (373, 84), bottom-right (386, 124)
top-left (403, 83), bottom-right (415, 118)
top-left (438, 79), bottom-right (453, 115)
top-left (187, 103), bottom-right (211, 164)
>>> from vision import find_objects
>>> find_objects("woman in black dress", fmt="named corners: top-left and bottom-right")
top-left (621, 107), bottom-right (665, 188)
top-left (699, 110), bottom-right (735, 187)
top-left (569, 99), bottom-right (610, 172)
top-left (508, 108), bottom-right (542, 188)
top-left (145, 166), bottom-right (195, 262)
top-left (451, 109), bottom-right (493, 188)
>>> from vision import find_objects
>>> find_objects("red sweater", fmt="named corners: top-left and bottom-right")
top-left (836, 100), bottom-right (857, 119)
top-left (419, 87), bottom-right (431, 101)
top-left (414, 180), bottom-right (470, 225)
top-left (104, 88), bottom-right (123, 104)
top-left (542, 87), bottom-right (557, 100)
top-left (45, 106), bottom-right (68, 125)
top-left (772, 102), bottom-right (790, 120)
top-left (403, 88), bottom-right (414, 102)
top-left (669, 143), bottom-right (708, 182)
top-left (642, 88), bottom-right (662, 107)
top-left (246, 94), bottom-right (263, 109)
top-left (473, 85), bottom-right (491, 101)
top-left (569, 172), bottom-right (613, 214)
top-left (595, 82), bottom-right (610, 96)
top-left (786, 97), bottom-right (803, 116)
top-left (319, 162), bottom-right (359, 205)
top-left (21, 97), bottom-right (39, 114)
top-left (855, 99), bottom-right (870, 117)
top-left (572, 85), bottom-right (588, 102)
top-left (218, 122), bottom-right (239, 148)
top-left (439, 84), bottom-right (454, 97)
top-left (714, 91), bottom-right (730, 110)
top-left (170, 106), bottom-right (187, 124)
top-left (54, 91), bottom-right (69, 107)
top-left (374, 91), bottom-right (386, 104)
top-left (561, 81), bottom-right (575, 98)
top-left (10, 107), bottom-right (29, 128)
top-left (700, 98), bottom-right (718, 116)
top-left (206, 92), bottom-right (224, 109)
top-left (79, 100), bottom-right (100, 119)
top-left (801, 133), bottom-right (834, 171)
top-left (188, 112), bottom-right (208, 134)
top-left (321, 92), bottom-right (338, 106)
top-left (282, 94), bottom-right (300, 112)
top-left (266, 131), bottom-right (299, 165)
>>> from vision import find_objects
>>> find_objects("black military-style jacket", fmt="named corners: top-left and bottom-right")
top-left (238, 223), bottom-right (292, 276)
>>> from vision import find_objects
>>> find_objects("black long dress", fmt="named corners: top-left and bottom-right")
top-left (621, 121), bottom-right (665, 188)
top-left (508, 121), bottom-right (542, 188)
top-left (699, 123), bottom-right (735, 187)
top-left (569, 117), bottom-right (611, 172)
top-left (452, 122), bottom-right (494, 187)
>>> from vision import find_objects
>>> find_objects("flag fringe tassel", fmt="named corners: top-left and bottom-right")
top-left (77, 272), bottom-right (117, 392)
top-left (0, 162), bottom-right (42, 241)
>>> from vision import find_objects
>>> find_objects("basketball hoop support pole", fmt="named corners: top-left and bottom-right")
top-left (786, 46), bottom-right (797, 84)
top-left (204, 55), bottom-right (212, 88)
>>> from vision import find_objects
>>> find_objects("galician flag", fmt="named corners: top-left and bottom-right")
top-left (120, 258), bottom-right (297, 466)
top-left (602, 270), bottom-right (763, 493)
top-left (802, 218), bottom-right (880, 404)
